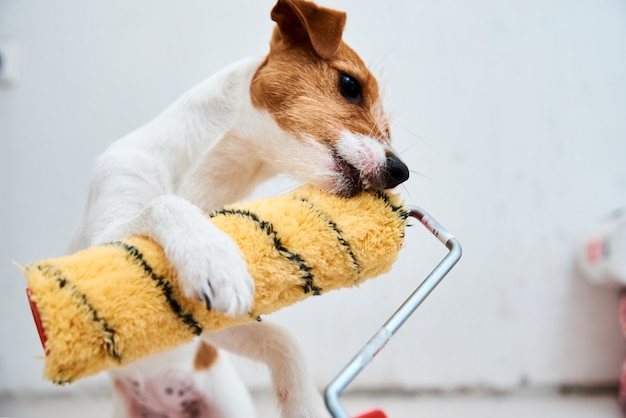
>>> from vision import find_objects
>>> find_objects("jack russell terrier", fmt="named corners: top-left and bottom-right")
top-left (69, 0), bottom-right (409, 417)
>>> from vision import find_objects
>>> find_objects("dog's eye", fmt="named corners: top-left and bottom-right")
top-left (339, 73), bottom-right (362, 105)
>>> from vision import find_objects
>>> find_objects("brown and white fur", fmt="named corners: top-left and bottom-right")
top-left (69, 1), bottom-right (409, 417)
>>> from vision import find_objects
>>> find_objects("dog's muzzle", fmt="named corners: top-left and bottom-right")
top-left (334, 153), bottom-right (410, 198)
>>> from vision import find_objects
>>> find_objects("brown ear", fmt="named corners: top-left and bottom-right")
top-left (270, 0), bottom-right (346, 58)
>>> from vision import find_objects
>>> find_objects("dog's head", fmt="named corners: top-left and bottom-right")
top-left (251, 0), bottom-right (409, 198)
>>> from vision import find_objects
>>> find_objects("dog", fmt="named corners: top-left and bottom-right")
top-left (69, 0), bottom-right (409, 416)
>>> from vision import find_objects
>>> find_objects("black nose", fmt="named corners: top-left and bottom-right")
top-left (383, 154), bottom-right (410, 189)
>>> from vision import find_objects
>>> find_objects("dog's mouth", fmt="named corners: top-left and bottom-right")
top-left (329, 152), bottom-right (410, 198)
top-left (333, 155), bottom-right (364, 198)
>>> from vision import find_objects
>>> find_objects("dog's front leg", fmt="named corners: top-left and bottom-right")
top-left (139, 195), bottom-right (254, 315)
top-left (91, 193), bottom-right (254, 316)
top-left (204, 322), bottom-right (330, 418)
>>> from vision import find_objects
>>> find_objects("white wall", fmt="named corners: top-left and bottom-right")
top-left (1, 0), bottom-right (625, 395)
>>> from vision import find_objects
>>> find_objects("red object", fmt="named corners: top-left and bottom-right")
top-left (26, 288), bottom-right (49, 355)
top-left (353, 410), bottom-right (388, 418)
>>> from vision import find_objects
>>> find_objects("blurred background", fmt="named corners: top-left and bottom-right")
top-left (1, 0), bottom-right (625, 416)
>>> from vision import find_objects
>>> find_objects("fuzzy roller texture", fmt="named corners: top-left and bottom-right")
top-left (21, 185), bottom-right (408, 384)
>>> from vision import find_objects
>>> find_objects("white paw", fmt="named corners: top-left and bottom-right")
top-left (136, 196), bottom-right (255, 317)
top-left (103, 194), bottom-right (255, 317)
top-left (169, 228), bottom-right (254, 316)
